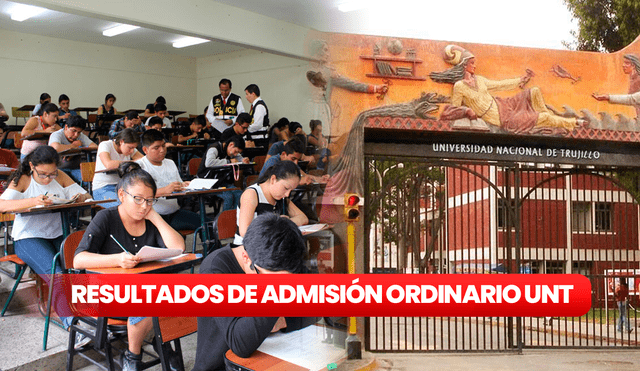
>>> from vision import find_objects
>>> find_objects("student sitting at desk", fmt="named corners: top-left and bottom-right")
top-left (144, 103), bottom-right (171, 128)
top-left (143, 96), bottom-right (165, 118)
top-left (49, 116), bottom-right (98, 183)
top-left (0, 146), bottom-right (90, 330)
top-left (261, 138), bottom-right (327, 185)
top-left (197, 136), bottom-right (249, 210)
top-left (109, 111), bottom-right (144, 139)
top-left (93, 128), bottom-right (143, 208)
top-left (176, 115), bottom-right (207, 144)
top-left (267, 117), bottom-right (290, 148)
top-left (220, 112), bottom-right (254, 146)
top-left (97, 93), bottom-right (116, 115)
top-left (57, 94), bottom-right (78, 123)
top-left (234, 160), bottom-right (307, 247)
top-left (136, 129), bottom-right (201, 232)
top-left (74, 162), bottom-right (185, 371)
top-left (194, 213), bottom-right (317, 371)
top-left (21, 103), bottom-right (61, 160)
top-left (32, 92), bottom-right (51, 116)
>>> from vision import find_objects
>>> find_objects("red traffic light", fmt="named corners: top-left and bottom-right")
top-left (347, 195), bottom-right (360, 207)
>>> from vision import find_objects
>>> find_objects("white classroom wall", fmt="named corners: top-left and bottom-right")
top-left (0, 28), bottom-right (197, 120)
top-left (0, 28), bottom-right (313, 130)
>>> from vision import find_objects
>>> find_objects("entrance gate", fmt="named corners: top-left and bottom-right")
top-left (364, 153), bottom-right (640, 351)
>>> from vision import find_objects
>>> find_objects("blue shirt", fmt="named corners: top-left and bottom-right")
top-left (259, 154), bottom-right (282, 177)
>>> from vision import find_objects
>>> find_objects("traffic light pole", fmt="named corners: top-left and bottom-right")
top-left (346, 220), bottom-right (362, 359)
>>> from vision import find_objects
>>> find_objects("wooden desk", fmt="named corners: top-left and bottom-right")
top-left (225, 325), bottom-right (344, 371)
top-left (165, 188), bottom-right (238, 254)
top-left (84, 253), bottom-right (202, 274)
top-left (16, 199), bottom-right (113, 238)
top-left (0, 167), bottom-right (16, 180)
top-left (242, 146), bottom-right (267, 160)
top-left (21, 132), bottom-right (51, 141)
top-left (58, 147), bottom-right (97, 162)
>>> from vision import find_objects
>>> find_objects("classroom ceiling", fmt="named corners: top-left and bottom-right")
top-left (0, 0), bottom-right (363, 58)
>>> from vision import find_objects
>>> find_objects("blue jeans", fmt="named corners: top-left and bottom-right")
top-left (217, 183), bottom-right (242, 211)
top-left (617, 301), bottom-right (631, 332)
top-left (14, 236), bottom-right (72, 327)
top-left (93, 184), bottom-right (120, 208)
top-left (60, 168), bottom-right (82, 184)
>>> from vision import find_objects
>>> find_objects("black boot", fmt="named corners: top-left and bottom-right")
top-left (120, 349), bottom-right (142, 371)
top-left (153, 340), bottom-right (183, 371)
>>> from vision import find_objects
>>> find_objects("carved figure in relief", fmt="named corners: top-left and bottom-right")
top-left (306, 40), bottom-right (388, 135)
top-left (592, 54), bottom-right (640, 121)
top-left (431, 45), bottom-right (581, 135)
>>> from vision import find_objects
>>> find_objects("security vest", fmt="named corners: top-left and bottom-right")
top-left (249, 99), bottom-right (270, 127)
top-left (212, 93), bottom-right (241, 118)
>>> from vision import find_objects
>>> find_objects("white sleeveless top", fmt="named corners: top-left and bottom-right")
top-left (0, 175), bottom-right (86, 240)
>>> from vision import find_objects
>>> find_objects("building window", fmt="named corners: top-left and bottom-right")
top-left (572, 202), bottom-right (591, 232)
top-left (594, 202), bottom-right (612, 232)
top-left (545, 261), bottom-right (565, 274)
top-left (497, 198), bottom-right (516, 229)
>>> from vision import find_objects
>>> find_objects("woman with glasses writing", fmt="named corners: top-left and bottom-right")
top-left (92, 128), bottom-right (143, 208)
top-left (74, 161), bottom-right (184, 371)
top-left (0, 146), bottom-right (89, 327)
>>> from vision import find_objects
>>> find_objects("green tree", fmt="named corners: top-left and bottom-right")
top-left (564, 0), bottom-right (640, 52)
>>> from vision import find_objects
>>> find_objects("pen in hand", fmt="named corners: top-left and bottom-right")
top-left (110, 234), bottom-right (131, 255)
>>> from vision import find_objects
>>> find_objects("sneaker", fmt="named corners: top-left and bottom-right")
top-left (74, 332), bottom-right (92, 349)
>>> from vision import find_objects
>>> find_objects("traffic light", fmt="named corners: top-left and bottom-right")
top-left (344, 193), bottom-right (361, 222)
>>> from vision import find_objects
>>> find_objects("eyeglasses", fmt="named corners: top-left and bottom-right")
top-left (33, 168), bottom-right (58, 179)
top-left (123, 190), bottom-right (158, 206)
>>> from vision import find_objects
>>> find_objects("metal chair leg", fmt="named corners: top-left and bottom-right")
top-left (0, 264), bottom-right (26, 316)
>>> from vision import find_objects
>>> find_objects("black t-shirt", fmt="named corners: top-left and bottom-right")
top-left (219, 126), bottom-right (247, 143)
top-left (75, 207), bottom-right (167, 256)
top-left (145, 103), bottom-right (155, 113)
top-left (193, 246), bottom-right (317, 371)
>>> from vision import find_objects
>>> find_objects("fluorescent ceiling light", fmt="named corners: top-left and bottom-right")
top-left (10, 4), bottom-right (46, 21)
top-left (172, 37), bottom-right (209, 48)
top-left (103, 24), bottom-right (140, 37)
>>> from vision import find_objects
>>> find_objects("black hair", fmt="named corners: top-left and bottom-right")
top-left (224, 135), bottom-right (245, 151)
top-left (236, 112), bottom-right (252, 125)
top-left (219, 78), bottom-right (232, 88)
top-left (283, 137), bottom-right (305, 155)
top-left (203, 105), bottom-right (209, 114)
top-left (65, 115), bottom-right (87, 130)
top-left (125, 111), bottom-right (139, 121)
top-left (288, 121), bottom-right (302, 134)
top-left (39, 103), bottom-right (59, 116)
top-left (294, 133), bottom-right (307, 147)
top-left (114, 128), bottom-right (141, 146)
top-left (116, 162), bottom-right (157, 196)
top-left (244, 84), bottom-right (260, 96)
top-left (39, 93), bottom-right (51, 103)
top-left (58, 94), bottom-right (70, 103)
top-left (9, 145), bottom-right (59, 186)
top-left (257, 160), bottom-right (301, 184)
top-left (148, 116), bottom-right (163, 128)
top-left (194, 115), bottom-right (206, 127)
top-left (105, 94), bottom-right (116, 103)
top-left (154, 103), bottom-right (167, 112)
top-left (243, 213), bottom-right (306, 273)
top-left (155, 96), bottom-right (166, 105)
top-left (141, 129), bottom-right (166, 148)
top-left (268, 117), bottom-right (289, 140)
top-left (309, 119), bottom-right (322, 132)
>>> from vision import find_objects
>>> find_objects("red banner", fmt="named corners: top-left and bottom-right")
top-left (58, 274), bottom-right (591, 317)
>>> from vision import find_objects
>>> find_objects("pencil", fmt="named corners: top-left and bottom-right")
top-left (110, 234), bottom-right (131, 255)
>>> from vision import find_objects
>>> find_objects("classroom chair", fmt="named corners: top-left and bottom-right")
top-left (152, 317), bottom-right (197, 371)
top-left (11, 107), bottom-right (30, 125)
top-left (187, 158), bottom-right (201, 180)
top-left (253, 155), bottom-right (266, 172)
top-left (0, 254), bottom-right (28, 317)
top-left (80, 162), bottom-right (96, 195)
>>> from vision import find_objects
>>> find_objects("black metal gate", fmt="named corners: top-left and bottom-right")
top-left (364, 154), bottom-right (640, 351)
